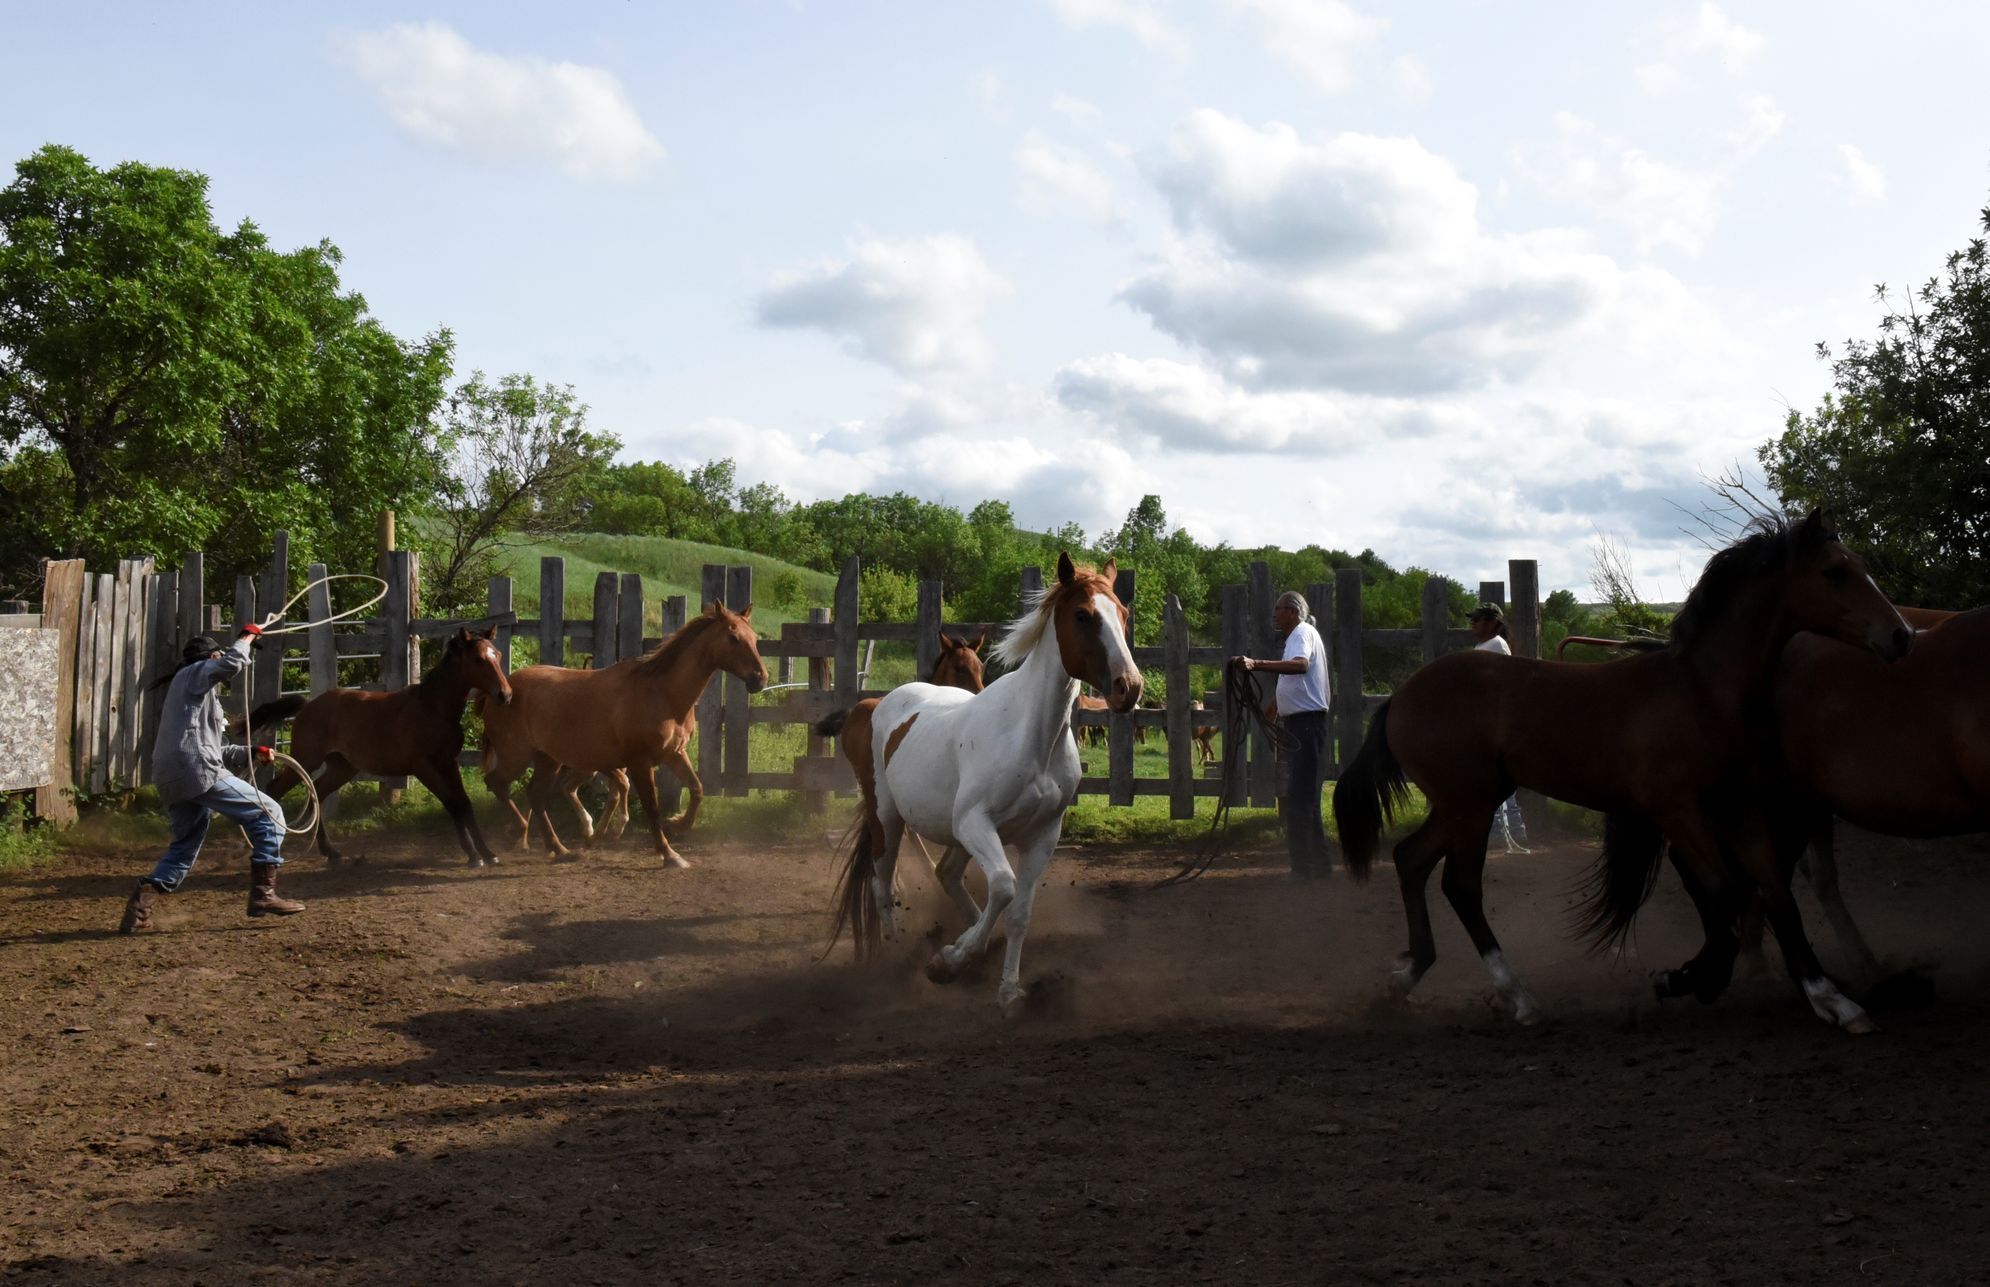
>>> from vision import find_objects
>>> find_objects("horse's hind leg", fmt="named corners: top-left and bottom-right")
top-left (657, 747), bottom-right (702, 834)
top-left (525, 756), bottom-right (580, 862)
top-left (870, 809), bottom-right (906, 942)
top-left (627, 759), bottom-right (688, 869)
top-left (557, 766), bottom-right (597, 841)
top-left (413, 759), bottom-right (501, 869)
top-left (604, 769), bottom-right (631, 842)
top-left (309, 755), bottom-right (359, 865)
top-left (934, 843), bottom-right (980, 926)
top-left (1803, 816), bottom-right (1883, 986)
top-left (1390, 818), bottom-right (1447, 997)
top-left (1439, 814), bottom-right (1543, 1024)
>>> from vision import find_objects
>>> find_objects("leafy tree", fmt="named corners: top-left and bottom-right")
top-left (420, 372), bottom-right (620, 614)
top-left (1762, 201), bottom-right (1990, 608)
top-left (0, 144), bottom-right (453, 595)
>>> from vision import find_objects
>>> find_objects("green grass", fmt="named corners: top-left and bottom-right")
top-left (499, 532), bottom-right (839, 636)
top-left (0, 797), bottom-right (59, 873)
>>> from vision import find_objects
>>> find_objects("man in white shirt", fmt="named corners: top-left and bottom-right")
top-left (1233, 590), bottom-right (1334, 878)
top-left (1468, 603), bottom-right (1530, 853)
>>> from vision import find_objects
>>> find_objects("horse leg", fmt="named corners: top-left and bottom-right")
top-left (309, 755), bottom-right (359, 865)
top-left (557, 766), bottom-right (597, 841)
top-left (628, 759), bottom-right (688, 868)
top-left (604, 769), bottom-right (631, 842)
top-left (1389, 817), bottom-right (1447, 998)
top-left (1737, 813), bottom-right (1873, 1034)
top-left (657, 747), bottom-right (702, 834)
top-left (483, 755), bottom-right (533, 851)
top-left (1652, 820), bottom-right (1747, 1005)
top-left (926, 810), bottom-right (1015, 987)
top-left (1803, 815), bottom-right (1883, 986)
top-left (870, 808), bottom-right (906, 943)
top-left (1438, 814), bottom-right (1543, 1025)
top-left (412, 759), bottom-right (501, 869)
top-left (934, 844), bottom-right (980, 927)
top-left (526, 755), bottom-right (579, 862)
top-left (994, 819), bottom-right (1064, 1019)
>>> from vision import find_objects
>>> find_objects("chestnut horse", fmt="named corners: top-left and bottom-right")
top-left (1334, 512), bottom-right (1911, 1032)
top-left (253, 627), bottom-right (514, 867)
top-left (824, 553), bottom-right (1141, 1016)
top-left (479, 599), bottom-right (769, 866)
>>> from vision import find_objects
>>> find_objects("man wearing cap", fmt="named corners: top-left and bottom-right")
top-left (119, 623), bottom-right (304, 933)
top-left (1232, 590), bottom-right (1334, 878)
top-left (1467, 603), bottom-right (1530, 853)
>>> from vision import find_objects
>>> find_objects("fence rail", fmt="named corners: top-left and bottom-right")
top-left (18, 535), bottom-right (1541, 824)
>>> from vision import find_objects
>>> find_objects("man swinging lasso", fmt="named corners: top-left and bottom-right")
top-left (119, 623), bottom-right (305, 933)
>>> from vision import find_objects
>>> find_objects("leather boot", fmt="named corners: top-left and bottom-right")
top-left (247, 863), bottom-right (305, 917)
top-left (118, 879), bottom-right (160, 934)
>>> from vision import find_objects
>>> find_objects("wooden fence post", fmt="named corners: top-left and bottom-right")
top-left (104, 559), bottom-right (133, 787)
top-left (1163, 592), bottom-right (1193, 820)
top-left (380, 549), bottom-right (413, 798)
top-left (1246, 560), bottom-right (1276, 808)
top-left (36, 559), bottom-right (86, 824)
top-left (88, 572), bottom-right (114, 794)
top-left (655, 595), bottom-right (690, 817)
top-left (1508, 559), bottom-right (1541, 660)
top-left (1478, 580), bottom-right (1505, 611)
top-left (591, 571), bottom-right (619, 669)
top-left (724, 565), bottom-right (753, 795)
top-left (618, 573), bottom-right (644, 662)
top-left (1107, 568), bottom-right (1137, 806)
top-left (539, 556), bottom-right (565, 667)
top-left (1334, 567), bottom-right (1365, 774)
top-left (176, 551), bottom-right (202, 652)
top-left (1218, 581), bottom-right (1247, 806)
top-left (1420, 576), bottom-right (1450, 664)
top-left (698, 564), bottom-right (728, 791)
top-left (140, 563), bottom-right (175, 788)
top-left (307, 563), bottom-right (336, 696)
top-left (118, 558), bottom-right (152, 785)
top-left (915, 579), bottom-right (943, 681)
top-left (487, 575), bottom-right (513, 672)
top-left (255, 532), bottom-right (288, 711)
top-left (804, 605), bottom-right (831, 814)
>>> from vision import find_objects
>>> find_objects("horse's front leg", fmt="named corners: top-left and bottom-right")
top-left (557, 766), bottom-right (597, 841)
top-left (1802, 815), bottom-right (1883, 986)
top-left (925, 809), bottom-right (1015, 991)
top-left (412, 758), bottom-right (501, 869)
top-left (627, 760), bottom-right (689, 868)
top-left (604, 769), bottom-right (631, 842)
top-left (993, 816), bottom-right (1065, 1019)
top-left (657, 746), bottom-right (703, 834)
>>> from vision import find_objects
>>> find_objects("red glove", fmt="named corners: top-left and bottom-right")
top-left (239, 622), bottom-right (263, 637)
top-left (254, 745), bottom-right (275, 764)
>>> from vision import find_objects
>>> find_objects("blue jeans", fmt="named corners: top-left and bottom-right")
top-left (148, 775), bottom-right (286, 891)
top-left (1282, 710), bottom-right (1332, 874)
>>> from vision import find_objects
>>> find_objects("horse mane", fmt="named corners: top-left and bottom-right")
top-left (635, 611), bottom-right (729, 672)
top-left (991, 566), bottom-right (1115, 668)
top-left (1667, 513), bottom-right (1827, 651)
top-left (417, 635), bottom-right (469, 691)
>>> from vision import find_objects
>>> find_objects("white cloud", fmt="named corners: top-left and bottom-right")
top-left (971, 69), bottom-right (1011, 123)
top-left (755, 234), bottom-right (1012, 375)
top-left (1228, 0), bottom-right (1385, 94)
top-left (1016, 131), bottom-right (1126, 228)
top-left (1130, 111), bottom-right (1631, 394)
top-left (1515, 102), bottom-right (1781, 256)
top-left (336, 22), bottom-right (664, 184)
top-left (1837, 144), bottom-right (1887, 201)
top-left (1055, 354), bottom-right (1376, 452)
top-left (1687, 2), bottom-right (1764, 69)
top-left (1041, 0), bottom-right (1190, 58)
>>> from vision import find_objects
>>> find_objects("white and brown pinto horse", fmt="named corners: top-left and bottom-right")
top-left (827, 553), bottom-right (1142, 1016)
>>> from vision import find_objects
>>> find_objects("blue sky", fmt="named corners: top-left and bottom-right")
top-left (9, 2), bottom-right (1989, 597)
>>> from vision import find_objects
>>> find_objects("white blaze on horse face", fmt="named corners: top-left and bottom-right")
top-left (1091, 590), bottom-right (1141, 710)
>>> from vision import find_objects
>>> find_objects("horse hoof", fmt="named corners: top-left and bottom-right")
top-left (660, 853), bottom-right (690, 870)
top-left (1843, 1013), bottom-right (1878, 1036)
top-left (549, 851), bottom-right (580, 865)
top-left (1000, 990), bottom-right (1028, 1021)
top-left (467, 857), bottom-right (485, 869)
top-left (926, 952), bottom-right (959, 984)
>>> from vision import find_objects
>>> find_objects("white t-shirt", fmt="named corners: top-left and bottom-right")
top-left (1276, 620), bottom-right (1331, 714)
top-left (1475, 635), bottom-right (1512, 655)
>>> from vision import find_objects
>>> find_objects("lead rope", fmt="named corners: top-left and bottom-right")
top-left (1152, 660), bottom-right (1294, 888)
top-left (231, 574), bottom-right (390, 838)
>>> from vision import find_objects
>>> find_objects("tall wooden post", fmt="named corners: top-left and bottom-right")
top-left (539, 556), bottom-right (566, 667)
top-left (1246, 560), bottom-right (1276, 808)
top-left (36, 559), bottom-right (86, 824)
top-left (1507, 560), bottom-right (1541, 659)
top-left (618, 573), bottom-right (644, 662)
top-left (255, 532), bottom-right (289, 710)
top-left (307, 563), bottom-right (336, 696)
top-left (723, 566), bottom-right (754, 796)
top-left (1333, 567), bottom-right (1364, 773)
top-left (1477, 580), bottom-right (1505, 612)
top-left (915, 579), bottom-right (943, 681)
top-left (1107, 568), bottom-right (1137, 806)
top-left (1163, 593), bottom-right (1193, 820)
top-left (487, 575), bottom-right (513, 673)
top-left (1420, 577), bottom-right (1450, 664)
top-left (697, 564), bottom-right (728, 792)
top-left (1218, 582), bottom-right (1248, 806)
top-left (379, 549), bottom-right (414, 799)
top-left (591, 571), bottom-right (619, 668)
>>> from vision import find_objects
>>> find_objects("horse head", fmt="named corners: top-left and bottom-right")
top-left (1050, 551), bottom-right (1143, 712)
top-left (1777, 510), bottom-right (1912, 661)
top-left (932, 631), bottom-right (987, 693)
top-left (701, 599), bottom-right (769, 693)
top-left (452, 626), bottom-right (513, 706)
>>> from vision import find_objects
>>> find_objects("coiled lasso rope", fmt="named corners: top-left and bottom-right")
top-left (230, 574), bottom-right (390, 838)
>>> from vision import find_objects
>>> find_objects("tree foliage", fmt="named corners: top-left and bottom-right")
top-left (0, 144), bottom-right (453, 596)
top-left (1761, 202), bottom-right (1990, 608)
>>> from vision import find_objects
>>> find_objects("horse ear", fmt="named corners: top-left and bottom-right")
top-left (455, 627), bottom-right (473, 644)
top-left (738, 602), bottom-right (754, 622)
top-left (970, 632), bottom-right (986, 653)
top-left (704, 598), bottom-right (725, 619)
top-left (1057, 551), bottom-right (1076, 586)
top-left (940, 630), bottom-right (956, 650)
top-left (1101, 557), bottom-right (1118, 584)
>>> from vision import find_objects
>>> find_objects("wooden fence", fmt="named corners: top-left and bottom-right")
top-left (22, 536), bottom-right (1541, 824)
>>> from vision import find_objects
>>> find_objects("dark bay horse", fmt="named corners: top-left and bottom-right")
top-left (255, 627), bottom-right (514, 867)
top-left (1333, 512), bottom-right (1912, 1031)
top-left (1750, 606), bottom-right (1990, 979)
top-left (479, 599), bottom-right (769, 866)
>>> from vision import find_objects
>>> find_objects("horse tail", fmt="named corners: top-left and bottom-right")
top-left (1331, 698), bottom-right (1411, 881)
top-left (232, 694), bottom-right (306, 739)
top-left (824, 807), bottom-right (883, 963)
top-left (1573, 811), bottom-right (1668, 949)
top-left (814, 708), bottom-right (848, 739)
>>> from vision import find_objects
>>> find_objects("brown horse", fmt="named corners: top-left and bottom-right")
top-left (1333, 511), bottom-right (1911, 1032)
top-left (253, 627), bottom-right (514, 867)
top-left (480, 599), bottom-right (768, 866)
top-left (1746, 605), bottom-right (1990, 981)
top-left (1188, 699), bottom-right (1218, 764)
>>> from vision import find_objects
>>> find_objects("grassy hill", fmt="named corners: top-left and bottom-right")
top-left (499, 533), bottom-right (839, 634)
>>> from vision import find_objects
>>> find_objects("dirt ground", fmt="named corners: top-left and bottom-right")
top-left (4, 814), bottom-right (1990, 1286)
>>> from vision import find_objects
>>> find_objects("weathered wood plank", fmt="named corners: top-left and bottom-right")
top-left (803, 606), bottom-right (830, 814)
top-left (88, 572), bottom-right (115, 794)
top-left (255, 532), bottom-right (288, 711)
top-left (915, 579), bottom-right (942, 681)
top-left (1107, 568), bottom-right (1137, 807)
top-left (379, 550), bottom-right (414, 794)
top-left (177, 551), bottom-right (203, 652)
top-left (590, 571), bottom-right (618, 669)
top-left (1334, 567), bottom-right (1365, 773)
top-left (1246, 561), bottom-right (1276, 808)
top-left (308, 563), bottom-right (336, 696)
top-left (539, 556), bottom-right (565, 668)
top-left (1219, 581), bottom-right (1247, 807)
top-left (139, 567), bottom-right (175, 787)
top-left (1508, 559), bottom-right (1541, 660)
top-left (697, 564), bottom-right (727, 792)
top-left (36, 559), bottom-right (86, 824)
top-left (1420, 576), bottom-right (1450, 664)
top-left (724, 565), bottom-right (753, 796)
top-left (487, 576), bottom-right (513, 673)
top-left (618, 573), bottom-right (644, 662)
top-left (1163, 592), bottom-right (1194, 820)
